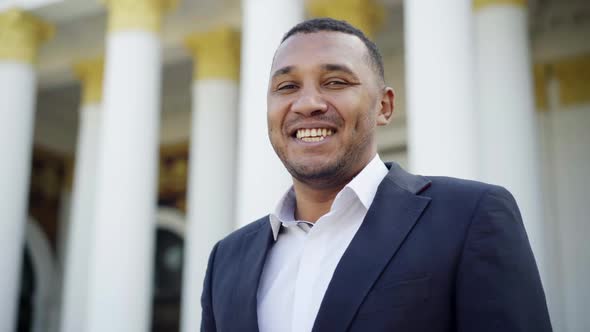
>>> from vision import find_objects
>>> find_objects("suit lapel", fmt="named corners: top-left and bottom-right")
top-left (232, 219), bottom-right (274, 332)
top-left (312, 163), bottom-right (431, 332)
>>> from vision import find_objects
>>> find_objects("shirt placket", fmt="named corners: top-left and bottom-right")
top-left (290, 219), bottom-right (327, 332)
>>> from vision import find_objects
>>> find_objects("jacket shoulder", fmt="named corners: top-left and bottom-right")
top-left (416, 176), bottom-right (518, 224)
top-left (423, 175), bottom-right (509, 199)
top-left (217, 215), bottom-right (269, 247)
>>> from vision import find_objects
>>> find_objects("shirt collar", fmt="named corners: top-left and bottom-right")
top-left (269, 154), bottom-right (388, 241)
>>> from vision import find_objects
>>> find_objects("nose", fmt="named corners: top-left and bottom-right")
top-left (291, 86), bottom-right (328, 117)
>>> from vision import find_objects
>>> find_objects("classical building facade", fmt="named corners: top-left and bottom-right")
top-left (0, 0), bottom-right (589, 331)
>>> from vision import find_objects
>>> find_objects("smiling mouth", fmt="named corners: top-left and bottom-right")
top-left (295, 128), bottom-right (334, 142)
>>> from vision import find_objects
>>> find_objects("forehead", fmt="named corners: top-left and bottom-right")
top-left (272, 31), bottom-right (370, 73)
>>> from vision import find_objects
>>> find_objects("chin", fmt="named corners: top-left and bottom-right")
top-left (286, 159), bottom-right (345, 184)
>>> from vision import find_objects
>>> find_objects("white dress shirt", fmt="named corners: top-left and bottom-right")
top-left (257, 154), bottom-right (388, 332)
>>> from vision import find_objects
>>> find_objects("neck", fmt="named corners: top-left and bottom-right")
top-left (292, 180), bottom-right (344, 222)
top-left (291, 151), bottom-right (378, 222)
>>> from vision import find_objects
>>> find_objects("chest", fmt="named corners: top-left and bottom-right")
top-left (257, 210), bottom-right (366, 332)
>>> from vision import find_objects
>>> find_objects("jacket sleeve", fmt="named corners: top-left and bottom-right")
top-left (456, 185), bottom-right (552, 331)
top-left (201, 242), bottom-right (219, 332)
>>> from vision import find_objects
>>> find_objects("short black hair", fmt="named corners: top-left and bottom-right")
top-left (281, 18), bottom-right (385, 83)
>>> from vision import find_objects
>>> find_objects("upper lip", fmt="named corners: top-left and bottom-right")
top-left (287, 122), bottom-right (338, 137)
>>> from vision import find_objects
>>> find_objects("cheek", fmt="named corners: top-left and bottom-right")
top-left (332, 89), bottom-right (372, 117)
top-left (355, 94), bottom-right (379, 127)
top-left (336, 102), bottom-right (372, 131)
top-left (267, 112), bottom-right (286, 144)
top-left (267, 108), bottom-right (282, 131)
top-left (267, 99), bottom-right (287, 128)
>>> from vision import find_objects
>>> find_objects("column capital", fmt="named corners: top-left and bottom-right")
top-left (553, 55), bottom-right (590, 107)
top-left (73, 58), bottom-right (104, 105)
top-left (0, 9), bottom-right (54, 64)
top-left (307, 0), bottom-right (384, 38)
top-left (184, 27), bottom-right (240, 81)
top-left (473, 0), bottom-right (527, 11)
top-left (103, 0), bottom-right (177, 33)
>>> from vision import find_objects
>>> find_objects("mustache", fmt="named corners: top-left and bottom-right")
top-left (283, 113), bottom-right (344, 130)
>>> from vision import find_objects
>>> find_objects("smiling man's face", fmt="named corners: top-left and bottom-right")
top-left (267, 31), bottom-right (393, 189)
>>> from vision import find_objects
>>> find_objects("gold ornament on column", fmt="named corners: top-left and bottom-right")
top-left (473, 0), bottom-right (527, 11)
top-left (103, 0), bottom-right (178, 33)
top-left (307, 0), bottom-right (384, 38)
top-left (73, 58), bottom-right (105, 105)
top-left (184, 27), bottom-right (240, 81)
top-left (553, 55), bottom-right (590, 107)
top-left (0, 9), bottom-right (54, 64)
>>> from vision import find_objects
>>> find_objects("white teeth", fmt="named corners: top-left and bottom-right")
top-left (295, 128), bottom-right (335, 140)
top-left (301, 136), bottom-right (325, 142)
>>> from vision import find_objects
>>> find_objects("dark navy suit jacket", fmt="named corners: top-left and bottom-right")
top-left (201, 163), bottom-right (552, 331)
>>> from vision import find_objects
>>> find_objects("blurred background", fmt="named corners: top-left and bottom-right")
top-left (0, 0), bottom-right (588, 331)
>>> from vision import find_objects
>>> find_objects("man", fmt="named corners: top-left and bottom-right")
top-left (201, 18), bottom-right (552, 332)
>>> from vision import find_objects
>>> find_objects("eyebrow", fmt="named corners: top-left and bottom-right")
top-left (270, 63), bottom-right (359, 80)
top-left (321, 63), bottom-right (356, 76)
top-left (271, 66), bottom-right (294, 78)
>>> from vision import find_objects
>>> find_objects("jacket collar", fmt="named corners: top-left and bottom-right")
top-left (232, 221), bottom-right (274, 332)
top-left (268, 155), bottom-right (389, 241)
top-left (312, 162), bottom-right (431, 332)
top-left (233, 162), bottom-right (432, 332)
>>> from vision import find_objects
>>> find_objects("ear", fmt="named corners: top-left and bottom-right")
top-left (376, 87), bottom-right (395, 126)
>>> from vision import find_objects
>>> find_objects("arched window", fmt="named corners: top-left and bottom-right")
top-left (151, 208), bottom-right (185, 332)
top-left (18, 219), bottom-right (58, 332)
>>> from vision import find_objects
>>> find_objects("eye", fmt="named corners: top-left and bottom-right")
top-left (324, 79), bottom-right (349, 88)
top-left (276, 82), bottom-right (298, 91)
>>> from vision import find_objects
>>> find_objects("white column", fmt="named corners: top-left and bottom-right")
top-left (236, 0), bottom-right (304, 227)
top-left (180, 27), bottom-right (240, 332)
top-left (404, 0), bottom-right (477, 179)
top-left (474, 0), bottom-right (545, 274)
top-left (0, 9), bottom-right (53, 332)
top-left (85, 2), bottom-right (174, 332)
top-left (539, 77), bottom-right (566, 332)
top-left (60, 58), bottom-right (103, 332)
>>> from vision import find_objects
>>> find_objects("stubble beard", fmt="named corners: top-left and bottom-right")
top-left (279, 131), bottom-right (374, 190)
